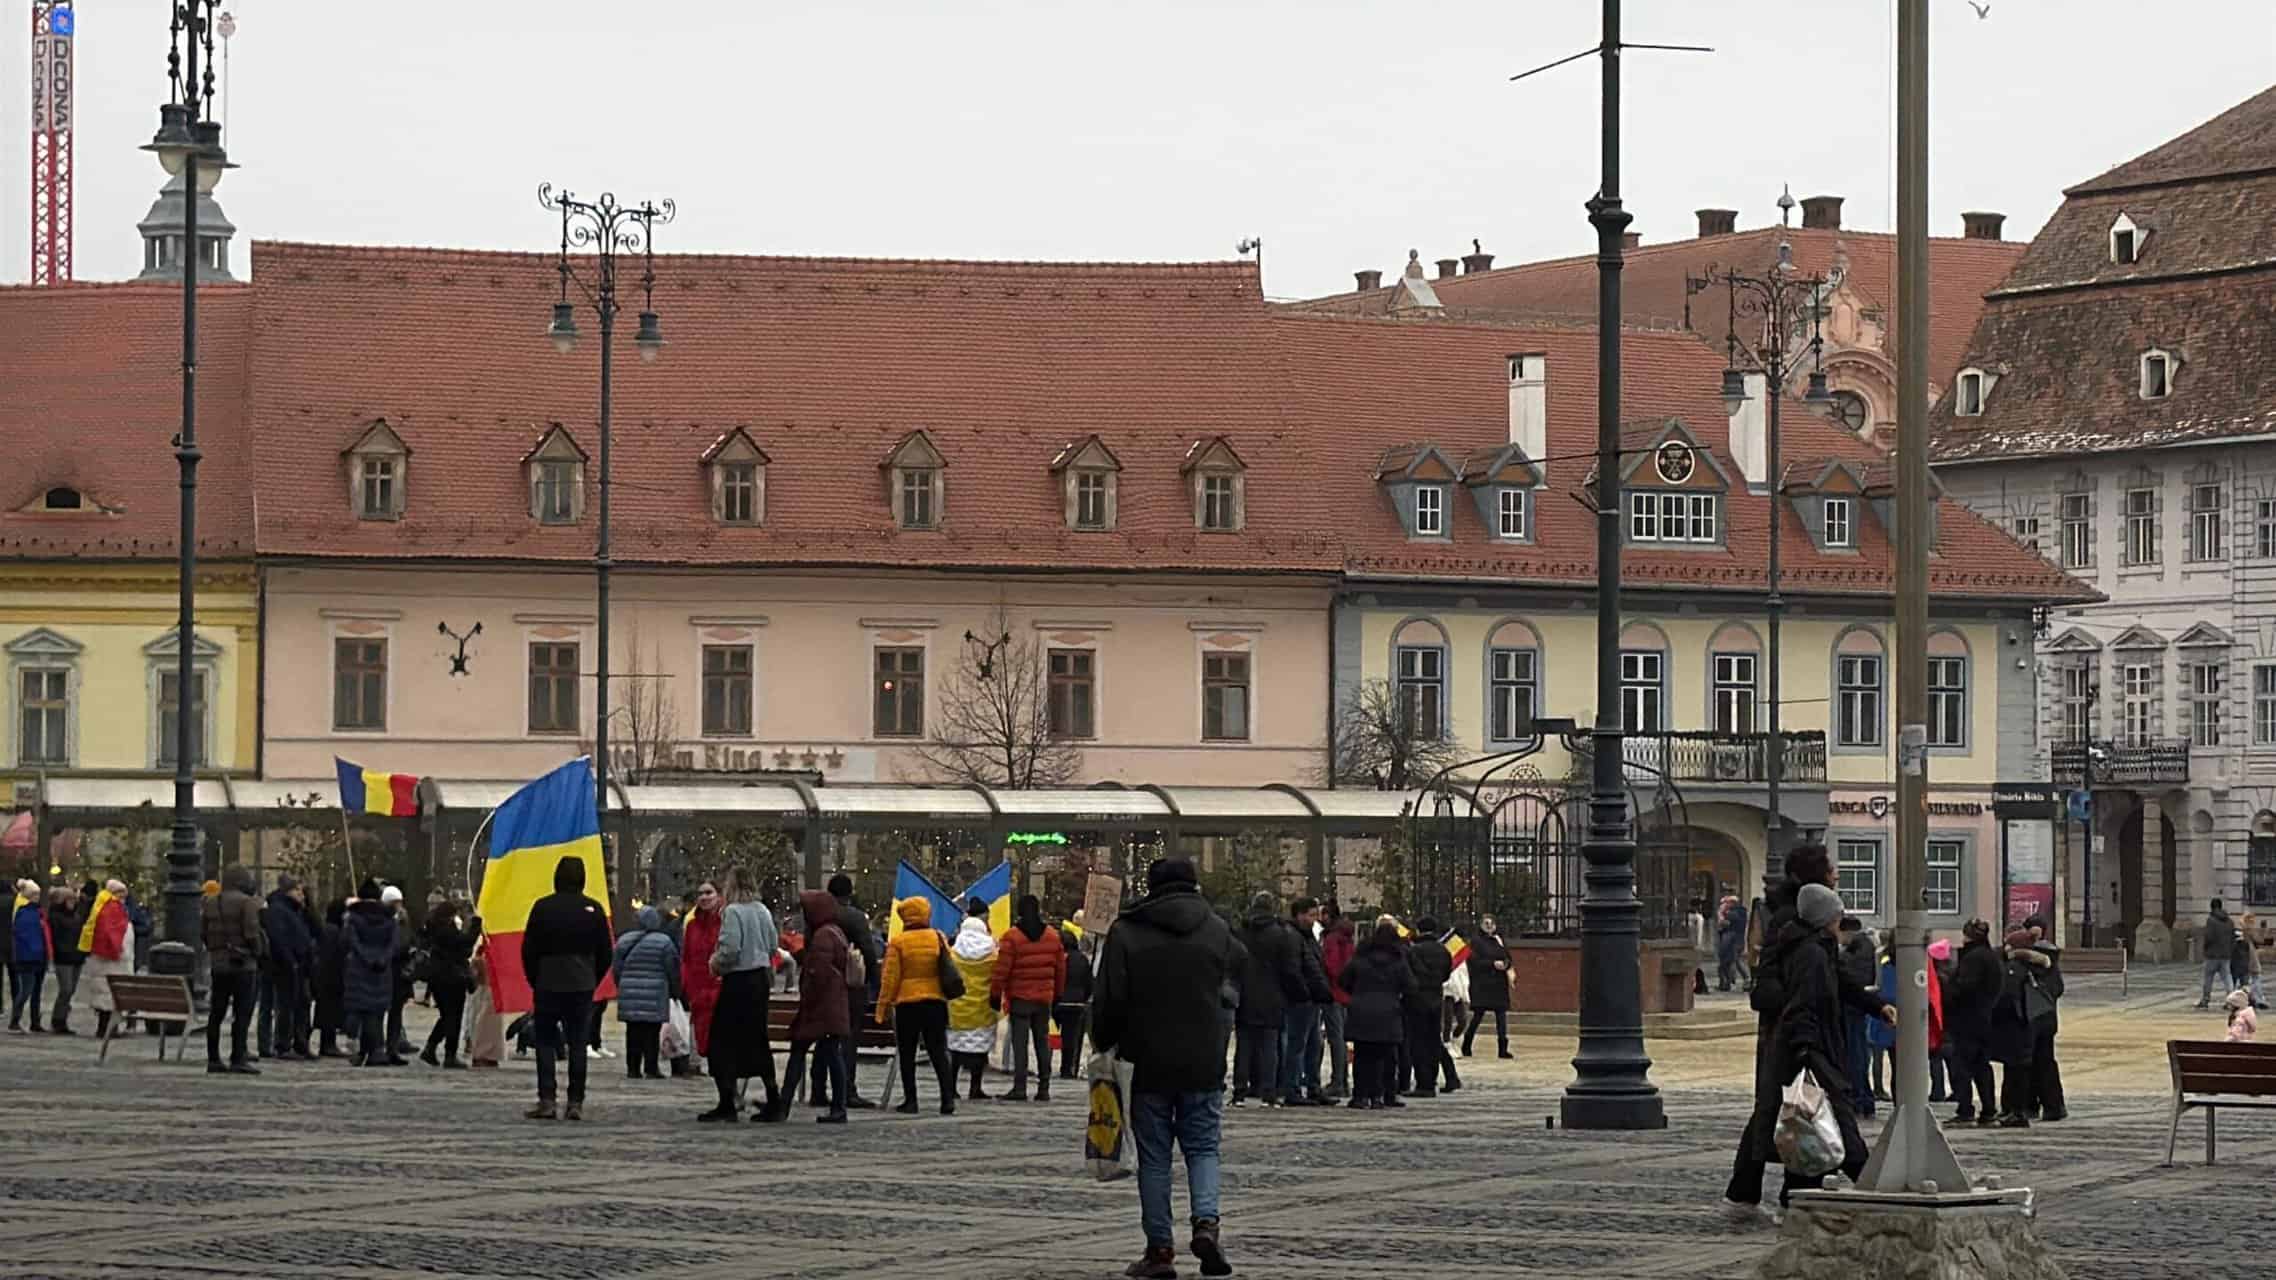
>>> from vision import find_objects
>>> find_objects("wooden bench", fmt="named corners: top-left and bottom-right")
top-left (2164, 1039), bottom-right (2276, 1165)
top-left (2065, 945), bottom-right (2128, 995)
top-left (98, 975), bottom-right (206, 1065)
top-left (764, 1003), bottom-right (901, 1108)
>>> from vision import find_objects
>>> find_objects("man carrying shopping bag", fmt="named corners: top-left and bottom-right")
top-left (1091, 857), bottom-right (1247, 1279)
top-left (1761, 883), bottom-right (1895, 1209)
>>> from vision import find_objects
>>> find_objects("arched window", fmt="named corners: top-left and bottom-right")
top-left (1390, 617), bottom-right (1450, 740)
top-left (1706, 622), bottom-right (1763, 735)
top-left (1617, 620), bottom-right (1671, 733)
top-left (1484, 619), bottom-right (1544, 744)
top-left (1926, 628), bottom-right (1971, 750)
top-left (1831, 626), bottom-right (1887, 750)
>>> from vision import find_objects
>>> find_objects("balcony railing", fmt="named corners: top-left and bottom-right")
top-left (2051, 738), bottom-right (2190, 787)
top-left (1569, 730), bottom-right (1828, 786)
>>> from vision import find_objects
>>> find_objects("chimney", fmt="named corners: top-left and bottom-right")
top-left (1507, 353), bottom-right (1547, 475)
top-left (1621, 231), bottom-right (1642, 251)
top-left (1961, 211), bottom-right (2006, 241)
top-left (1436, 258), bottom-right (1461, 280)
top-left (1800, 195), bottom-right (1844, 231)
top-left (1696, 208), bottom-right (1738, 238)
top-left (1354, 268), bottom-right (1383, 291)
top-left (1727, 371), bottom-right (1770, 487)
top-left (1461, 240), bottom-right (1495, 274)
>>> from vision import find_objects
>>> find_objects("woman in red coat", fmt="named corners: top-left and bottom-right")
top-left (679, 882), bottom-right (724, 1062)
top-left (784, 889), bottom-right (852, 1124)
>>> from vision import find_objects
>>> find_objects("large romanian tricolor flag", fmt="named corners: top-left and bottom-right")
top-left (335, 757), bottom-right (421, 817)
top-left (474, 757), bottom-right (613, 1015)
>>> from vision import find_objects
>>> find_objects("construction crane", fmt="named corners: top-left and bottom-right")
top-left (30, 1), bottom-right (75, 285)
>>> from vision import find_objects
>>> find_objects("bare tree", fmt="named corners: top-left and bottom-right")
top-left (617, 622), bottom-right (684, 785)
top-left (1325, 678), bottom-right (1463, 790)
top-left (912, 607), bottom-right (1083, 788)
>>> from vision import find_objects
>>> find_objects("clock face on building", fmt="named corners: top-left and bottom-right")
top-left (1830, 390), bottom-right (1869, 435)
top-left (1654, 441), bottom-right (1695, 484)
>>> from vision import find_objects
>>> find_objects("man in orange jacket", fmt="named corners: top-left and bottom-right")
top-left (992, 894), bottom-right (1067, 1101)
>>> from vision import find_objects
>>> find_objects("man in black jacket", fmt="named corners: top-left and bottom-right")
top-left (1231, 892), bottom-right (1299, 1108)
top-left (259, 876), bottom-right (316, 1061)
top-left (1278, 897), bottom-right (1335, 1106)
top-left (821, 873), bottom-right (881, 1110)
top-left (1403, 918), bottom-right (1462, 1097)
top-left (520, 857), bottom-right (613, 1121)
top-left (1091, 857), bottom-right (1246, 1280)
top-left (1762, 884), bottom-right (1894, 1207)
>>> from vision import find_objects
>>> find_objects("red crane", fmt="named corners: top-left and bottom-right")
top-left (30, 1), bottom-right (75, 285)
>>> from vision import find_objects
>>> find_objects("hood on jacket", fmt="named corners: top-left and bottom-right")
top-left (953, 915), bottom-right (997, 961)
top-left (896, 897), bottom-right (933, 929)
top-left (553, 857), bottom-right (585, 893)
top-left (1120, 882), bottom-right (1214, 936)
top-left (1061, 928), bottom-right (1083, 954)
top-left (1015, 893), bottom-right (1045, 942)
top-left (800, 889), bottom-right (837, 933)
top-left (636, 906), bottom-right (661, 932)
top-left (222, 864), bottom-right (257, 895)
top-left (1326, 917), bottom-right (1354, 940)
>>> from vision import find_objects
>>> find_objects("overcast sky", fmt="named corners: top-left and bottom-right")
top-left (5, 1), bottom-right (2271, 297)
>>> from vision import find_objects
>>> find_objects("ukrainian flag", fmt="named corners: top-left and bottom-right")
top-left (887, 859), bottom-right (1013, 939)
top-left (475, 757), bottom-right (610, 1015)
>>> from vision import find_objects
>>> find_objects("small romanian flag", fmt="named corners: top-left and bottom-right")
top-left (1441, 928), bottom-right (1471, 969)
top-left (335, 757), bottom-right (420, 817)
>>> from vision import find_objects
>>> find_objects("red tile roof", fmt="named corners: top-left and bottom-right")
top-left (1289, 225), bottom-right (2028, 402)
top-left (0, 281), bottom-right (255, 560)
top-left (2071, 84), bottom-right (2276, 195)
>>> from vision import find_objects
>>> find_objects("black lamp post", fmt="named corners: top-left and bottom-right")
top-left (536, 186), bottom-right (673, 856)
top-left (144, 0), bottom-right (234, 954)
top-left (1714, 197), bottom-right (1832, 901)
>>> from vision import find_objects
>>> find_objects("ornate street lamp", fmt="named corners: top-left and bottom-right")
top-left (535, 186), bottom-right (674, 856)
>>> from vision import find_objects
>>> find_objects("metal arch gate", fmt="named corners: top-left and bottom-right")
top-left (1407, 769), bottom-right (1581, 933)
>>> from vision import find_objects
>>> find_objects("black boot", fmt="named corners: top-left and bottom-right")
top-left (95, 1010), bottom-right (111, 1039)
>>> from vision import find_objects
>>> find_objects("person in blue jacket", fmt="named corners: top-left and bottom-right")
top-left (611, 907), bottom-right (681, 1081)
top-left (10, 883), bottom-right (50, 1032)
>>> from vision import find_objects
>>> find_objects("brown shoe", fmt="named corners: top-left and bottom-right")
top-left (1190, 1220), bottom-right (1230, 1277)
top-left (563, 1103), bottom-right (584, 1122)
top-left (1124, 1246), bottom-right (1178, 1279)
top-left (524, 1101), bottom-right (558, 1121)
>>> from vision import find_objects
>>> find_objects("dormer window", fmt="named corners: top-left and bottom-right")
top-left (42, 487), bottom-right (82, 510)
top-left (1824, 496), bottom-right (1853, 548)
top-left (522, 424), bottom-right (588, 525)
top-left (882, 429), bottom-right (948, 531)
top-left (2110, 212), bottom-right (2140, 265)
top-left (1414, 485), bottom-right (1445, 536)
top-left (1182, 436), bottom-right (1247, 533)
top-left (2141, 349), bottom-right (2176, 400)
top-left (342, 420), bottom-right (411, 521)
top-left (1497, 488), bottom-right (1528, 539)
top-left (1461, 443), bottom-right (1541, 544)
top-left (1629, 492), bottom-right (1718, 543)
top-left (701, 427), bottom-right (769, 526)
top-left (1956, 369), bottom-right (1985, 416)
top-left (1050, 434), bottom-right (1122, 532)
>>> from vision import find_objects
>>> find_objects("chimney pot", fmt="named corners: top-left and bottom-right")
top-left (1436, 258), bottom-right (1461, 280)
top-left (1800, 195), bottom-right (1844, 231)
top-left (1354, 268), bottom-right (1383, 291)
top-left (1696, 209), bottom-right (1738, 238)
top-left (1961, 211), bottom-right (2006, 241)
top-left (1621, 231), bottom-right (1641, 251)
top-left (1461, 250), bottom-right (1495, 274)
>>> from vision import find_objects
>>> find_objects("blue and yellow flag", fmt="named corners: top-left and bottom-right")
top-left (889, 859), bottom-right (1013, 939)
top-left (475, 757), bottom-right (612, 1014)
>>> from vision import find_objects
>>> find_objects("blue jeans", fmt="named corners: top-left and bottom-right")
top-left (1844, 1011), bottom-right (1873, 1115)
top-left (1131, 1089), bottom-right (1223, 1248)
top-left (1279, 1003), bottom-right (1321, 1097)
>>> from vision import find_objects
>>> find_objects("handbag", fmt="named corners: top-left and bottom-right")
top-left (936, 931), bottom-right (967, 1001)
top-left (1083, 1049), bottom-right (1138, 1181)
top-left (1772, 1067), bottom-right (1844, 1177)
top-left (845, 940), bottom-right (867, 992)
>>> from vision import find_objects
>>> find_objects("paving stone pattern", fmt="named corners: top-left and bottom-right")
top-left (0, 1019), bottom-right (2261, 1279)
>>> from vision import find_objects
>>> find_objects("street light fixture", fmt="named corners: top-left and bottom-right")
top-left (536, 184), bottom-right (675, 869)
top-left (1712, 204), bottom-right (1831, 900)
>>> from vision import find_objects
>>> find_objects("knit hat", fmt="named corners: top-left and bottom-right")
top-left (1249, 890), bottom-right (1278, 915)
top-left (1927, 938), bottom-right (1952, 961)
top-left (1797, 883), bottom-right (1843, 929)
top-left (380, 885), bottom-right (404, 906)
top-left (2003, 927), bottom-right (2035, 950)
top-left (2226, 988), bottom-right (2254, 1012)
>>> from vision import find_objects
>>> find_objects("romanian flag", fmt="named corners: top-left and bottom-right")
top-left (76, 887), bottom-right (116, 953)
top-left (474, 757), bottom-right (613, 1015)
top-left (335, 757), bottom-right (421, 817)
top-left (887, 859), bottom-right (1013, 940)
top-left (1441, 928), bottom-right (1471, 970)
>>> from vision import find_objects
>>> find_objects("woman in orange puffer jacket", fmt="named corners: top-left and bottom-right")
top-left (991, 895), bottom-right (1067, 1100)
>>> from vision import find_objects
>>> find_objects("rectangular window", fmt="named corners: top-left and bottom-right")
top-left (1823, 498), bottom-right (1852, 548)
top-left (528, 642), bottom-right (580, 734)
top-left (2059, 665), bottom-right (2095, 743)
top-left (873, 647), bottom-right (924, 737)
top-left (1413, 485), bottom-right (1445, 536)
top-left (1927, 656), bottom-right (1966, 748)
top-left (1488, 647), bottom-right (1538, 742)
top-left (1199, 475), bottom-right (1239, 531)
top-left (1688, 494), bottom-right (1717, 541)
top-left (2060, 493), bottom-right (2092, 569)
top-left (535, 461), bottom-right (577, 525)
top-left (1047, 649), bottom-right (1096, 739)
top-left (1628, 492), bottom-right (1658, 541)
top-left (2189, 484), bottom-right (2225, 561)
top-left (1497, 488), bottom-right (1528, 539)
top-left (17, 668), bottom-right (67, 765)
top-left (1202, 653), bottom-right (1250, 742)
top-left (2121, 662), bottom-right (2155, 746)
top-left (1837, 654), bottom-right (1884, 747)
top-left (358, 458), bottom-right (396, 518)
top-left (1628, 493), bottom-right (1715, 543)
top-left (2144, 354), bottom-right (2170, 399)
top-left (2010, 514), bottom-right (2042, 556)
top-left (1619, 650), bottom-right (1663, 733)
top-left (2249, 836), bottom-right (2276, 909)
top-left (333, 638), bottom-right (388, 732)
top-left (2123, 487), bottom-right (2158, 565)
top-left (1712, 652), bottom-right (1757, 736)
top-left (2258, 500), bottom-right (2276, 559)
top-left (1837, 838), bottom-right (1879, 915)
top-left (701, 644), bottom-right (754, 737)
top-left (899, 470), bottom-right (936, 529)
top-left (2190, 661), bottom-right (2224, 748)
top-left (1075, 472), bottom-right (1110, 530)
top-left (720, 464), bottom-right (758, 525)
top-left (2257, 665), bottom-right (2276, 746)
top-left (1925, 840), bottom-right (1964, 915)
top-left (156, 670), bottom-right (206, 768)
top-left (1958, 373), bottom-right (1983, 416)
top-left (1396, 646), bottom-right (1444, 739)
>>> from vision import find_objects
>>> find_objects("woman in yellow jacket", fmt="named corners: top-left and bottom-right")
top-left (876, 897), bottom-right (958, 1115)
top-left (944, 898), bottom-right (1001, 1102)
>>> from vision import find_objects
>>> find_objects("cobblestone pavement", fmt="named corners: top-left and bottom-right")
top-left (0, 972), bottom-right (2257, 1279)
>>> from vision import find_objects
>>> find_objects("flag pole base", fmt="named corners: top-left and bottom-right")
top-left (1753, 1187), bottom-right (2067, 1280)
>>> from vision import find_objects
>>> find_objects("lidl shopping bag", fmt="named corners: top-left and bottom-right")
top-left (1084, 1049), bottom-right (1138, 1181)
